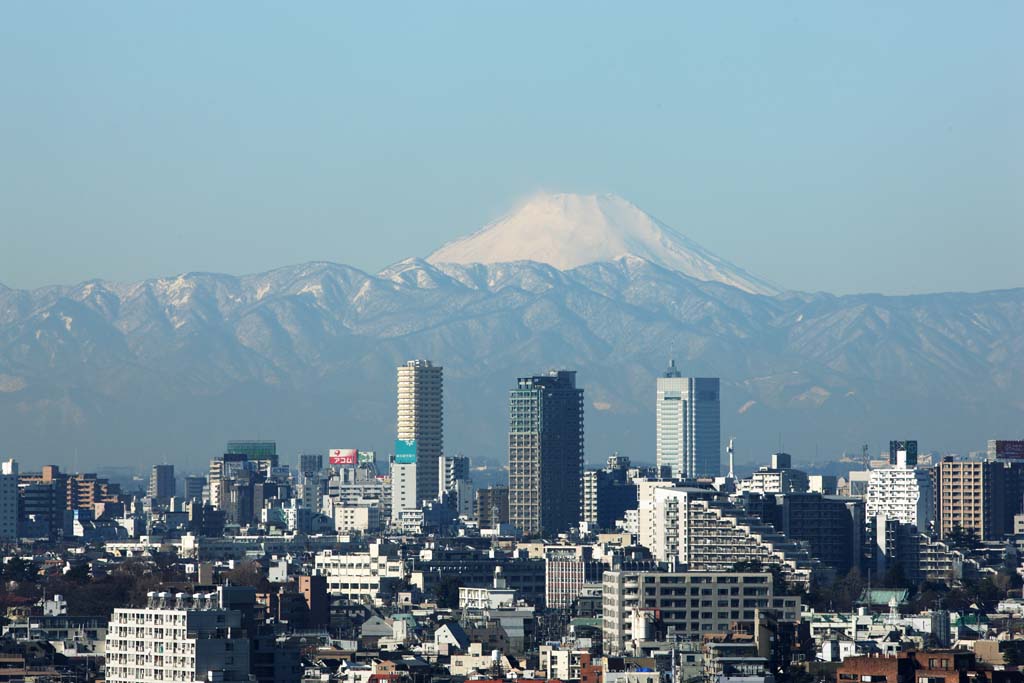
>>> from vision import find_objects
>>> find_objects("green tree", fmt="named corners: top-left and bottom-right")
top-left (811, 567), bottom-right (867, 612)
top-left (222, 561), bottom-right (270, 591)
top-left (944, 525), bottom-right (980, 551)
top-left (1003, 641), bottom-right (1024, 667)
top-left (64, 562), bottom-right (91, 584)
top-left (2, 557), bottom-right (40, 583)
top-left (432, 576), bottom-right (462, 609)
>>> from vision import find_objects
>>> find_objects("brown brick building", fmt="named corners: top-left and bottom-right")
top-left (837, 651), bottom-right (1024, 683)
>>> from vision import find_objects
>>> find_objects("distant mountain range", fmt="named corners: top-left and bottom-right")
top-left (1, 193), bottom-right (1021, 471)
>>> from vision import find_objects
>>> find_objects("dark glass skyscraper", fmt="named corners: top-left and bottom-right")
top-left (508, 370), bottom-right (584, 537)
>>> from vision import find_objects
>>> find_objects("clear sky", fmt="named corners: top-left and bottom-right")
top-left (1, 2), bottom-right (1020, 294)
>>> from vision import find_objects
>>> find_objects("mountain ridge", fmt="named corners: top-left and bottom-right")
top-left (0, 256), bottom-right (1021, 470)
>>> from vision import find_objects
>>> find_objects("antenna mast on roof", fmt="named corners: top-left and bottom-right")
top-left (727, 438), bottom-right (736, 479)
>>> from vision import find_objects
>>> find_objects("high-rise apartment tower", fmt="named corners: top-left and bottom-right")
top-left (508, 370), bottom-right (584, 537)
top-left (397, 360), bottom-right (443, 506)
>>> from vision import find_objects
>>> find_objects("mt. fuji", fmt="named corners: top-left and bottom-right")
top-left (427, 193), bottom-right (779, 295)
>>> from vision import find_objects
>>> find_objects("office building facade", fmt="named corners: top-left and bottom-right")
top-left (0, 460), bottom-right (18, 543)
top-left (226, 440), bottom-right (278, 468)
top-left (655, 362), bottom-right (720, 479)
top-left (148, 464), bottom-right (175, 502)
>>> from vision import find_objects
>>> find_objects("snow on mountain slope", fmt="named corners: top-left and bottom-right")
top-left (427, 192), bottom-right (780, 295)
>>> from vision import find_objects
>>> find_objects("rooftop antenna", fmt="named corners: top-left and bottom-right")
top-left (727, 438), bottom-right (736, 479)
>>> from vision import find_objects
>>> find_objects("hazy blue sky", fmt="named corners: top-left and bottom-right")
top-left (1, 3), bottom-right (1020, 294)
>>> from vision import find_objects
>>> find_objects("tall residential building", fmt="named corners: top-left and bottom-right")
top-left (1, 460), bottom-right (19, 543)
top-left (935, 458), bottom-right (1005, 542)
top-left (655, 362), bottom-right (720, 479)
top-left (397, 360), bottom-right (443, 506)
top-left (148, 464), bottom-right (175, 501)
top-left (508, 370), bottom-right (585, 537)
top-left (866, 452), bottom-right (933, 530)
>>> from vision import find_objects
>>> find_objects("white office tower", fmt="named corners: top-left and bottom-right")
top-left (866, 452), bottom-right (934, 530)
top-left (655, 361), bottom-right (721, 478)
top-left (397, 359), bottom-right (443, 505)
top-left (105, 590), bottom-right (250, 683)
top-left (0, 459), bottom-right (18, 543)
top-left (391, 459), bottom-right (417, 524)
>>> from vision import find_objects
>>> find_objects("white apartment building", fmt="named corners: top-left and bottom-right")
top-left (737, 455), bottom-right (809, 495)
top-left (639, 486), bottom-right (817, 589)
top-left (655, 362), bottom-right (720, 479)
top-left (634, 478), bottom-right (677, 552)
top-left (439, 454), bottom-right (474, 517)
top-left (313, 543), bottom-right (407, 603)
top-left (397, 359), bottom-right (443, 506)
top-left (865, 465), bottom-right (933, 530)
top-left (326, 502), bottom-right (382, 534)
top-left (539, 645), bottom-right (591, 681)
top-left (104, 591), bottom-right (249, 683)
top-left (602, 571), bottom-right (801, 655)
top-left (0, 459), bottom-right (18, 543)
top-left (390, 460), bottom-right (417, 524)
top-left (459, 580), bottom-right (516, 610)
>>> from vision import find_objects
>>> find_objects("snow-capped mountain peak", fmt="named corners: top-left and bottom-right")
top-left (427, 192), bottom-right (779, 295)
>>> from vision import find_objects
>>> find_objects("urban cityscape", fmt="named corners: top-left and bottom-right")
top-left (2, 3), bottom-right (1022, 683)
top-left (2, 358), bottom-right (1024, 682)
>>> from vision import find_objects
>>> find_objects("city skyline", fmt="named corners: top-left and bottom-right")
top-left (3, 5), bottom-right (1022, 682)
